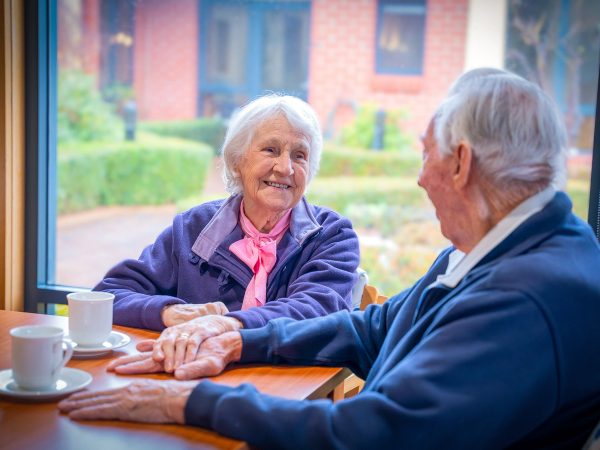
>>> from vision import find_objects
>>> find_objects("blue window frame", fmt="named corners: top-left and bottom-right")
top-left (25, 0), bottom-right (65, 312)
top-left (375, 0), bottom-right (427, 75)
top-left (591, 73), bottom-right (600, 240)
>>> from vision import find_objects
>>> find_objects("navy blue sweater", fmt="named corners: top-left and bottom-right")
top-left (185, 192), bottom-right (600, 449)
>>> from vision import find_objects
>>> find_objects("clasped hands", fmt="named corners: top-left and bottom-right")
top-left (58, 312), bottom-right (243, 424)
top-left (110, 314), bottom-right (244, 379)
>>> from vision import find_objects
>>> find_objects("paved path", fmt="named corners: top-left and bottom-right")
top-left (56, 157), bottom-right (227, 288)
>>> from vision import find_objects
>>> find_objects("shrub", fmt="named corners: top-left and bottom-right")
top-left (566, 178), bottom-right (591, 220)
top-left (140, 119), bottom-right (226, 154)
top-left (57, 70), bottom-right (122, 142)
top-left (306, 177), bottom-right (427, 214)
top-left (319, 144), bottom-right (421, 177)
top-left (339, 104), bottom-right (413, 151)
top-left (360, 220), bottom-right (448, 295)
top-left (58, 133), bottom-right (212, 214)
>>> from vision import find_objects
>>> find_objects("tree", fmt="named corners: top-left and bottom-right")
top-left (506, 0), bottom-right (599, 148)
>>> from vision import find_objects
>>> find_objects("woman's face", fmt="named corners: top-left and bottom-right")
top-left (237, 115), bottom-right (310, 223)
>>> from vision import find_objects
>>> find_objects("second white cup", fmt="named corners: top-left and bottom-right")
top-left (67, 291), bottom-right (114, 346)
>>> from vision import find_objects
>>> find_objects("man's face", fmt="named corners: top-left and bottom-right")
top-left (417, 120), bottom-right (459, 242)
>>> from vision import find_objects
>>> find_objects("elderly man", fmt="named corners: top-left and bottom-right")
top-left (59, 69), bottom-right (600, 449)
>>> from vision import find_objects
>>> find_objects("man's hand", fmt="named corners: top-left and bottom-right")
top-left (154, 315), bottom-right (243, 373)
top-left (107, 331), bottom-right (243, 380)
top-left (58, 379), bottom-right (198, 424)
top-left (161, 302), bottom-right (229, 327)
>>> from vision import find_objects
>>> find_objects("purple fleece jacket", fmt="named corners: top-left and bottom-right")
top-left (94, 195), bottom-right (359, 330)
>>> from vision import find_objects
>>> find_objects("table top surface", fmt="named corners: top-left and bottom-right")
top-left (0, 310), bottom-right (348, 450)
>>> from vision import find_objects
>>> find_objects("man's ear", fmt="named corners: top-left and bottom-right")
top-left (452, 141), bottom-right (474, 189)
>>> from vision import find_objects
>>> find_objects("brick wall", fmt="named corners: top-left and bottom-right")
top-left (133, 0), bottom-right (198, 121)
top-left (309, 0), bottom-right (468, 143)
top-left (85, 0), bottom-right (468, 131)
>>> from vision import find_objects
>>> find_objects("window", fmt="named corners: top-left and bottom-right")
top-left (376, 0), bottom-right (427, 74)
top-left (24, 0), bottom-right (600, 312)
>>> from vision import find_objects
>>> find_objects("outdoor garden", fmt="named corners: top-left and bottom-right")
top-left (57, 70), bottom-right (591, 297)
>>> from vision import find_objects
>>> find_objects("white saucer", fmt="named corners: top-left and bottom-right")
top-left (0, 367), bottom-right (92, 401)
top-left (67, 331), bottom-right (131, 357)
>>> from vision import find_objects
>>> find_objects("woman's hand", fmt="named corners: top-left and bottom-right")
top-left (58, 379), bottom-right (197, 423)
top-left (154, 315), bottom-right (243, 373)
top-left (107, 331), bottom-right (243, 379)
top-left (161, 302), bottom-right (229, 327)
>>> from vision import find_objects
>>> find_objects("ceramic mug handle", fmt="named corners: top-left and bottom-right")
top-left (53, 339), bottom-right (74, 377)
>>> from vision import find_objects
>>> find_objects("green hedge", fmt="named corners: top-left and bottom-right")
top-left (139, 118), bottom-right (226, 154)
top-left (58, 134), bottom-right (212, 214)
top-left (307, 176), bottom-right (426, 212)
top-left (319, 145), bottom-right (421, 177)
top-left (176, 176), bottom-right (427, 217)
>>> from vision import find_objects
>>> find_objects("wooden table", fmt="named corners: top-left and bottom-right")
top-left (0, 310), bottom-right (349, 450)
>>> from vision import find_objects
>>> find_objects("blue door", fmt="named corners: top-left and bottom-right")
top-left (199, 0), bottom-right (311, 117)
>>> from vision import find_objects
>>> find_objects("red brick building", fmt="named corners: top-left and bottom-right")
top-left (58, 0), bottom-right (598, 146)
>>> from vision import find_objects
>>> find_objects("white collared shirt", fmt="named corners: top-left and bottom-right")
top-left (434, 187), bottom-right (556, 289)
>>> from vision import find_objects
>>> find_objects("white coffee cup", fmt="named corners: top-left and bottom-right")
top-left (67, 291), bottom-right (114, 346)
top-left (10, 325), bottom-right (73, 390)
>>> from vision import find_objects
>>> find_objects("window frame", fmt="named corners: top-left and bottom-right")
top-left (25, 0), bottom-right (71, 313)
top-left (589, 54), bottom-right (600, 240)
top-left (23, 0), bottom-right (600, 313)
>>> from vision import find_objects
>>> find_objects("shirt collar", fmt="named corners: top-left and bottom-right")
top-left (434, 186), bottom-right (556, 288)
top-left (191, 195), bottom-right (321, 261)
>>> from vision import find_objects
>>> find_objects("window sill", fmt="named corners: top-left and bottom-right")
top-left (370, 74), bottom-right (424, 94)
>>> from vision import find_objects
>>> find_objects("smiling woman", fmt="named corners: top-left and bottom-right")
top-left (93, 94), bottom-right (360, 374)
top-left (222, 96), bottom-right (317, 232)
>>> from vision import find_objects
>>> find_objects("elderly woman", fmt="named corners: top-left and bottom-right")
top-left (94, 94), bottom-right (359, 373)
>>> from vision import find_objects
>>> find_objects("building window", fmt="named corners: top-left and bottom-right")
top-left (376, 0), bottom-right (427, 75)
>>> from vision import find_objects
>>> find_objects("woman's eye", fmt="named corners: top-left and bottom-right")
top-left (263, 147), bottom-right (275, 153)
top-left (295, 152), bottom-right (307, 160)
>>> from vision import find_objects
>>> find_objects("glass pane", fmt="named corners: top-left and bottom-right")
top-left (56, 0), bottom-right (209, 287)
top-left (50, 0), bottom-right (599, 299)
top-left (506, 0), bottom-right (599, 221)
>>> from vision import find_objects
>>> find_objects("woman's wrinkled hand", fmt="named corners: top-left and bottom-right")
top-left (161, 302), bottom-right (229, 327)
top-left (107, 331), bottom-right (243, 380)
top-left (58, 379), bottom-right (198, 424)
top-left (154, 315), bottom-right (243, 373)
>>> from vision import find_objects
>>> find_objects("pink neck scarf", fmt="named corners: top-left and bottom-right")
top-left (229, 202), bottom-right (291, 310)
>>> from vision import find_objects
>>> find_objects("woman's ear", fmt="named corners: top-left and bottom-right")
top-left (452, 141), bottom-right (474, 189)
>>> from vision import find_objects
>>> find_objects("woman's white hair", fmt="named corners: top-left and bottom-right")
top-left (434, 68), bottom-right (568, 210)
top-left (221, 94), bottom-right (323, 194)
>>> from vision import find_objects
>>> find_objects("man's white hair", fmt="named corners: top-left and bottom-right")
top-left (434, 69), bottom-right (568, 210)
